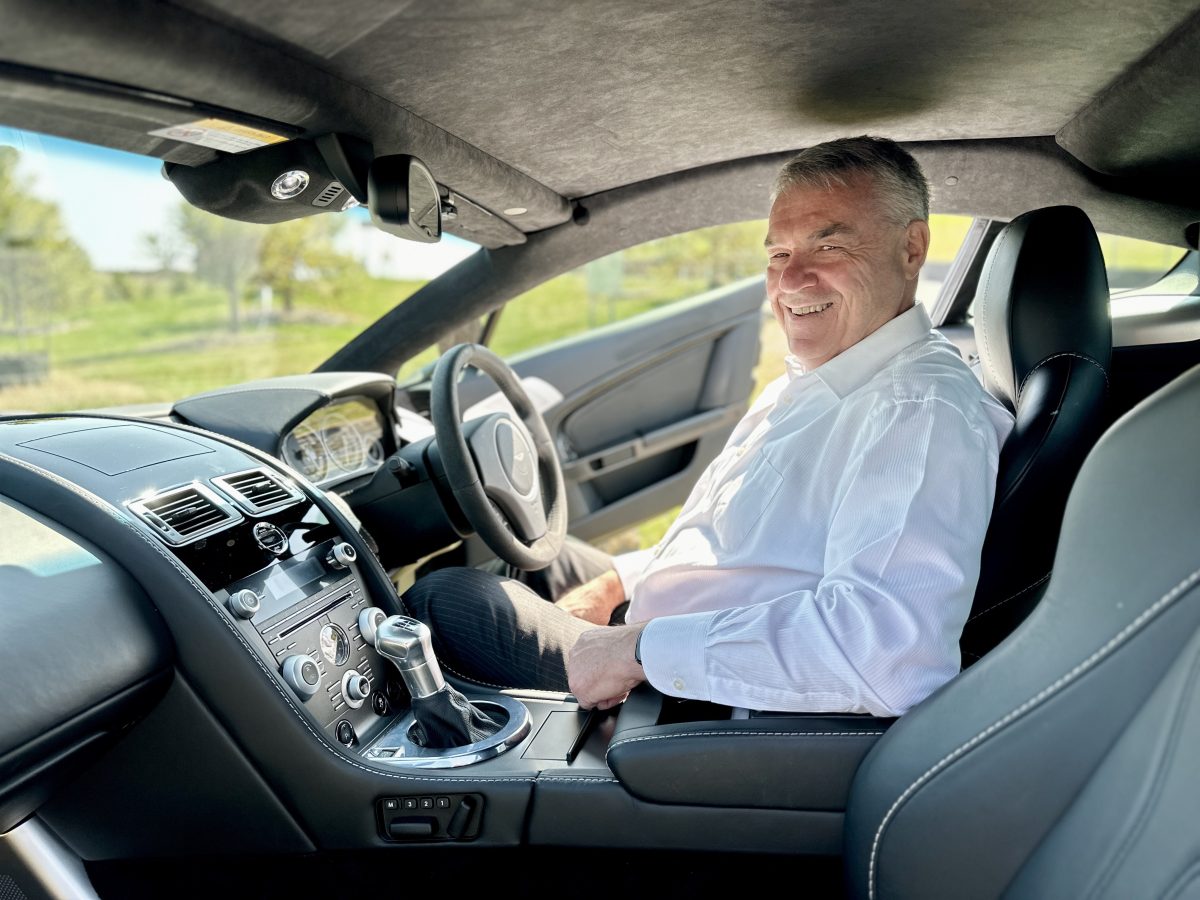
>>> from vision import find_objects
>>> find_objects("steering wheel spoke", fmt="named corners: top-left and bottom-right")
top-left (467, 413), bottom-right (548, 542)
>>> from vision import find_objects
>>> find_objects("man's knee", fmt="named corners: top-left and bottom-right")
top-left (402, 566), bottom-right (507, 628)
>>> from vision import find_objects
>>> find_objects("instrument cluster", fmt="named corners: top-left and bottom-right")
top-left (281, 397), bottom-right (387, 488)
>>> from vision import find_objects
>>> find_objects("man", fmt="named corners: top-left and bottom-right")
top-left (405, 136), bottom-right (1014, 717)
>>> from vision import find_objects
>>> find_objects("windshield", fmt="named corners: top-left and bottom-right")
top-left (0, 128), bottom-right (477, 413)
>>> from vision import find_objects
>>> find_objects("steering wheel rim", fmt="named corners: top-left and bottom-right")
top-left (430, 343), bottom-right (566, 570)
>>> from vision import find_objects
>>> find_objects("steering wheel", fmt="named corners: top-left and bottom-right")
top-left (430, 343), bottom-right (567, 570)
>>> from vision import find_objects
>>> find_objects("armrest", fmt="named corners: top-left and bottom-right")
top-left (606, 687), bottom-right (893, 811)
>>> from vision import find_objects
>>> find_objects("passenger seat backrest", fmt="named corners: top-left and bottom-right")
top-left (845, 361), bottom-right (1200, 899)
top-left (960, 205), bottom-right (1112, 664)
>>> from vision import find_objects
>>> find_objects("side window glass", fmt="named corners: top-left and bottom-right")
top-left (917, 214), bottom-right (975, 312)
top-left (487, 221), bottom-right (769, 359)
top-left (1100, 234), bottom-right (1188, 293)
top-left (1103, 235), bottom-right (1196, 324)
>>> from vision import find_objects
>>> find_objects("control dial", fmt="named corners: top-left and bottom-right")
top-left (342, 671), bottom-right (371, 709)
top-left (229, 589), bottom-right (260, 620)
top-left (281, 654), bottom-right (322, 700)
top-left (358, 606), bottom-right (387, 645)
top-left (326, 541), bottom-right (357, 569)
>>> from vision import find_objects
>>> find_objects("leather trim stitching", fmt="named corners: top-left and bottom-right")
top-left (0, 452), bottom-right (535, 786)
top-left (868, 562), bottom-right (1200, 899)
top-left (966, 572), bottom-right (1051, 623)
top-left (1088, 640), bottom-right (1200, 897)
top-left (1016, 352), bottom-right (1109, 404)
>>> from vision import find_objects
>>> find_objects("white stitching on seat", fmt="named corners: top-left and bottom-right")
top-left (966, 572), bottom-right (1051, 623)
top-left (867, 563), bottom-right (1200, 899)
top-left (1016, 352), bottom-right (1109, 404)
top-left (606, 730), bottom-right (883, 767)
top-left (0, 452), bottom-right (536, 786)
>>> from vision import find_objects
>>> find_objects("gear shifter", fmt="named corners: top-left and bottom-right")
top-left (375, 615), bottom-right (502, 749)
top-left (375, 615), bottom-right (445, 699)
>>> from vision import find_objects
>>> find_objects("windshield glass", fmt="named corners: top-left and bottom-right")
top-left (0, 127), bottom-right (477, 413)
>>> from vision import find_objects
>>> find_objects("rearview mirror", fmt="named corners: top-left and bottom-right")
top-left (367, 155), bottom-right (442, 243)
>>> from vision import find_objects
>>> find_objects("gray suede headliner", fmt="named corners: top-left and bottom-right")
top-left (176, 0), bottom-right (1197, 196)
top-left (1, 0), bottom-right (1198, 250)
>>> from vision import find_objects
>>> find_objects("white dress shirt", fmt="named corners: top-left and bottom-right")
top-left (615, 305), bottom-right (1014, 716)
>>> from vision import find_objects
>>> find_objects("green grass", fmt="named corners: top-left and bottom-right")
top-left (0, 273), bottom-right (423, 411)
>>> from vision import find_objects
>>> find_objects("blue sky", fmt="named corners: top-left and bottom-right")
top-left (0, 127), bottom-right (476, 277)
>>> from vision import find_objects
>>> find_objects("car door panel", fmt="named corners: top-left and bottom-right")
top-left (458, 278), bottom-right (763, 542)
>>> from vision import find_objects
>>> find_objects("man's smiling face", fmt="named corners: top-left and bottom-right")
top-left (764, 174), bottom-right (929, 369)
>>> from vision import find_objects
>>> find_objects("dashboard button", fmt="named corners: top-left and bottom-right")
top-left (371, 691), bottom-right (389, 716)
top-left (229, 589), bottom-right (260, 619)
top-left (336, 720), bottom-right (356, 746)
top-left (281, 654), bottom-right (321, 700)
top-left (358, 607), bottom-right (387, 645)
top-left (327, 541), bottom-right (357, 569)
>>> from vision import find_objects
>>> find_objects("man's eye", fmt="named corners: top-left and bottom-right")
top-left (769, 251), bottom-right (789, 260)
top-left (818, 244), bottom-right (839, 252)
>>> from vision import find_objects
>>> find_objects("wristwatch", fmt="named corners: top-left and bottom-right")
top-left (634, 627), bottom-right (645, 666)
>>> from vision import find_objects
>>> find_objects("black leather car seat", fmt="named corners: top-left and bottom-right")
top-left (844, 361), bottom-right (1200, 899)
top-left (959, 205), bottom-right (1112, 664)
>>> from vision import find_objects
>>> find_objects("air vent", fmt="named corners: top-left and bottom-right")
top-left (128, 483), bottom-right (242, 547)
top-left (213, 468), bottom-right (304, 515)
top-left (311, 181), bottom-right (345, 208)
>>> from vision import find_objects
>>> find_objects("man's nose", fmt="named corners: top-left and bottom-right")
top-left (778, 255), bottom-right (817, 293)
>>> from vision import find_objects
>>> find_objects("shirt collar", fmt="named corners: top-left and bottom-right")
top-left (784, 304), bottom-right (933, 397)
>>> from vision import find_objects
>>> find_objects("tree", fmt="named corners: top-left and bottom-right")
top-left (173, 203), bottom-right (263, 331)
top-left (0, 146), bottom-right (100, 354)
top-left (256, 215), bottom-right (354, 314)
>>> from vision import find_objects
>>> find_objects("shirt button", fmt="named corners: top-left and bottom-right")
top-left (673, 678), bottom-right (685, 691)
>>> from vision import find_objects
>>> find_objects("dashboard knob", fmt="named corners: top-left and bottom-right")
top-left (342, 671), bottom-right (371, 708)
top-left (229, 588), bottom-right (260, 620)
top-left (358, 606), bottom-right (387, 645)
top-left (326, 541), bottom-right (357, 569)
top-left (281, 654), bottom-right (322, 700)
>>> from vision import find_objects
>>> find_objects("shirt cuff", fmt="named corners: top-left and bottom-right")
top-left (612, 548), bottom-right (654, 598)
top-left (639, 610), bottom-right (718, 702)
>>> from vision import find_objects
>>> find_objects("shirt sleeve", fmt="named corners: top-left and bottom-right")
top-left (638, 396), bottom-right (1001, 717)
top-left (612, 548), bottom-right (656, 598)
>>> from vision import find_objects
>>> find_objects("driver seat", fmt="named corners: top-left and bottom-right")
top-left (844, 361), bottom-right (1200, 899)
top-left (959, 205), bottom-right (1112, 664)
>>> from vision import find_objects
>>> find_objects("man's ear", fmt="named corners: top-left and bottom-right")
top-left (903, 220), bottom-right (930, 278)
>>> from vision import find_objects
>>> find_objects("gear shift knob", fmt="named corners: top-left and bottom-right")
top-left (375, 615), bottom-right (446, 699)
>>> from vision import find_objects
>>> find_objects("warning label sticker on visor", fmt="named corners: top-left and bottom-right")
top-left (150, 118), bottom-right (288, 154)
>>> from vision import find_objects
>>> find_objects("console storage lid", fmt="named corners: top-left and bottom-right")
top-left (606, 686), bottom-right (893, 811)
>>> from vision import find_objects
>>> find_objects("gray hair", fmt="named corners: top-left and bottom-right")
top-left (771, 136), bottom-right (930, 226)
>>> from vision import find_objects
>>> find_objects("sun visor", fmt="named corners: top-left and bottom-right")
top-left (163, 136), bottom-right (367, 225)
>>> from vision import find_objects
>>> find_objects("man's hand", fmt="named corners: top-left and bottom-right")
top-left (567, 623), bottom-right (647, 709)
top-left (554, 570), bottom-right (625, 626)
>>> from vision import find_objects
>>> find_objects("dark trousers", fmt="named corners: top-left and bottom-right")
top-left (402, 538), bottom-right (617, 692)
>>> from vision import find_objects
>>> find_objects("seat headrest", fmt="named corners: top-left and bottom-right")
top-left (975, 206), bottom-right (1111, 409)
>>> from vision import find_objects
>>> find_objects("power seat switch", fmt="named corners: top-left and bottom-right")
top-left (377, 794), bottom-right (484, 842)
